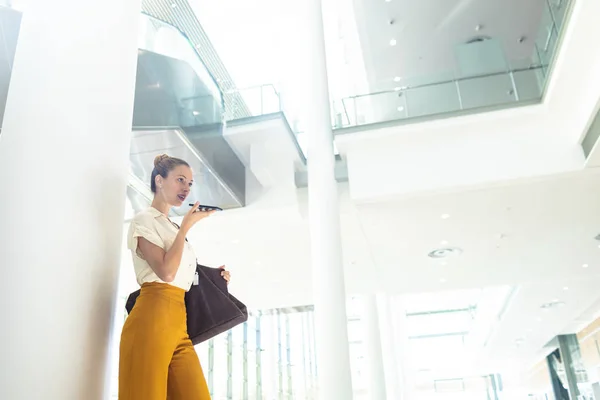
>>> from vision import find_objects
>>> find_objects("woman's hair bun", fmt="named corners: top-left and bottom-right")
top-left (154, 154), bottom-right (170, 167)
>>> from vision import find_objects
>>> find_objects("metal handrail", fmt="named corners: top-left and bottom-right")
top-left (225, 83), bottom-right (280, 95)
top-left (140, 12), bottom-right (225, 110)
top-left (225, 84), bottom-right (283, 117)
top-left (344, 65), bottom-right (544, 101)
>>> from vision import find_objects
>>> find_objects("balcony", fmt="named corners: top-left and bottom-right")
top-left (331, 0), bottom-right (572, 131)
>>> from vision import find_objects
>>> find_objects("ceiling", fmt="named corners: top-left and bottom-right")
top-left (174, 170), bottom-right (600, 377)
top-left (350, 0), bottom-right (548, 92)
top-left (191, 170), bottom-right (600, 303)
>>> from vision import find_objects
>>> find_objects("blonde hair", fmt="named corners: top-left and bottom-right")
top-left (150, 154), bottom-right (189, 193)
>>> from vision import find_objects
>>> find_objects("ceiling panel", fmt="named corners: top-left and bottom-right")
top-left (350, 0), bottom-right (549, 92)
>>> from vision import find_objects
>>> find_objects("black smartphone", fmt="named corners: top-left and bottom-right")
top-left (189, 204), bottom-right (223, 212)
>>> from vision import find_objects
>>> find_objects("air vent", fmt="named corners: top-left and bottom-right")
top-left (466, 35), bottom-right (492, 44)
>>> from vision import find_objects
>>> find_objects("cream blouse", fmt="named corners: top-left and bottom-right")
top-left (127, 207), bottom-right (197, 291)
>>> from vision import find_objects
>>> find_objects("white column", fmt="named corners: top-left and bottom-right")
top-left (0, 0), bottom-right (140, 399)
top-left (592, 382), bottom-right (600, 399)
top-left (303, 0), bottom-right (354, 398)
top-left (391, 298), bottom-right (412, 400)
top-left (363, 295), bottom-right (387, 400)
top-left (378, 295), bottom-right (402, 399)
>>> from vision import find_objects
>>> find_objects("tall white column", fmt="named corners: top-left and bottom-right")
top-left (303, 0), bottom-right (354, 398)
top-left (392, 298), bottom-right (412, 400)
top-left (364, 295), bottom-right (387, 400)
top-left (0, 1), bottom-right (140, 399)
top-left (378, 295), bottom-right (402, 400)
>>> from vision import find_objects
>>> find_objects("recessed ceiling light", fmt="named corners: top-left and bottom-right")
top-left (397, 106), bottom-right (405, 112)
top-left (541, 300), bottom-right (566, 309)
top-left (192, 111), bottom-right (200, 116)
top-left (475, 24), bottom-right (483, 31)
top-left (440, 261), bottom-right (447, 266)
top-left (171, 2), bottom-right (177, 8)
top-left (428, 247), bottom-right (463, 259)
top-left (440, 278), bottom-right (447, 283)
top-left (389, 39), bottom-right (397, 46)
top-left (394, 76), bottom-right (402, 82)
top-left (563, 286), bottom-right (569, 291)
top-left (232, 239), bottom-right (240, 244)
top-left (440, 240), bottom-right (449, 246)
top-left (583, 263), bottom-right (589, 268)
top-left (441, 214), bottom-right (450, 219)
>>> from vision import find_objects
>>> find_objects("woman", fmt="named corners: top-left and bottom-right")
top-left (119, 154), bottom-right (229, 400)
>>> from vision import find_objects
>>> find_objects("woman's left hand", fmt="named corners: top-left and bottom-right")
top-left (219, 265), bottom-right (231, 284)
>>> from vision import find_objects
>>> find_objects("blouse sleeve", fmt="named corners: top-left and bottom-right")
top-left (127, 212), bottom-right (164, 252)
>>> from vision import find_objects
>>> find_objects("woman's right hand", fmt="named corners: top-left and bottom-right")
top-left (180, 201), bottom-right (216, 233)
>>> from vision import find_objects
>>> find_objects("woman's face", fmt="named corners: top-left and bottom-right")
top-left (156, 165), bottom-right (194, 207)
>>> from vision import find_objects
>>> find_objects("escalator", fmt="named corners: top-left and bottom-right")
top-left (129, 14), bottom-right (260, 215)
top-left (0, 8), bottom-right (292, 216)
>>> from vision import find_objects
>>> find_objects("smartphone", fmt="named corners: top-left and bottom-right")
top-left (189, 204), bottom-right (223, 212)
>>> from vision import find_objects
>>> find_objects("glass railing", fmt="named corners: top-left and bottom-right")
top-left (331, 0), bottom-right (572, 130)
top-left (534, 0), bottom-right (570, 78)
top-left (224, 84), bottom-right (284, 121)
top-left (224, 84), bottom-right (314, 157)
top-left (332, 66), bottom-right (544, 128)
top-left (139, 12), bottom-right (223, 108)
top-left (135, 13), bottom-right (224, 128)
top-left (224, 84), bottom-right (310, 133)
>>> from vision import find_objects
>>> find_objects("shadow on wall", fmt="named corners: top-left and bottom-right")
top-left (0, 7), bottom-right (22, 133)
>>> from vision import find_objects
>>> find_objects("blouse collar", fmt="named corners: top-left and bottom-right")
top-left (147, 206), bottom-right (167, 219)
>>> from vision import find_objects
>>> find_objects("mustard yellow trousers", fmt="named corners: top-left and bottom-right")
top-left (119, 282), bottom-right (211, 400)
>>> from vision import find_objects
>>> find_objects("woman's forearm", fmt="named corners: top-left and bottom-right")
top-left (159, 229), bottom-right (189, 282)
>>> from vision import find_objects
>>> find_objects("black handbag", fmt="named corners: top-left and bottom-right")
top-left (125, 264), bottom-right (248, 345)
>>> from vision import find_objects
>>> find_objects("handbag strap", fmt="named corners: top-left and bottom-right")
top-left (169, 220), bottom-right (189, 243)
